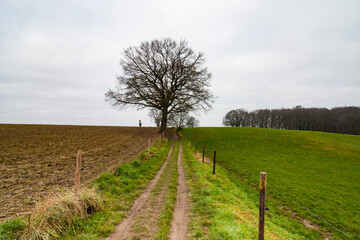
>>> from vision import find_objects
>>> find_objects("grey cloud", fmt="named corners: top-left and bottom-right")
top-left (0, 0), bottom-right (359, 127)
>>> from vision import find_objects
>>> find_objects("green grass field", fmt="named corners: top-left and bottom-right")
top-left (183, 127), bottom-right (360, 239)
top-left (181, 140), bottom-right (321, 239)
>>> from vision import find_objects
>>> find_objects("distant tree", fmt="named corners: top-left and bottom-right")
top-left (105, 38), bottom-right (214, 132)
top-left (168, 112), bottom-right (189, 128)
top-left (223, 109), bottom-right (248, 127)
top-left (168, 112), bottom-right (200, 128)
top-left (223, 106), bottom-right (360, 135)
top-left (256, 109), bottom-right (271, 128)
top-left (148, 108), bottom-right (161, 127)
top-left (185, 116), bottom-right (200, 128)
top-left (223, 110), bottom-right (237, 127)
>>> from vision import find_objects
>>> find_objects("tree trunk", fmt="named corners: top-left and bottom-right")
top-left (159, 109), bottom-right (168, 133)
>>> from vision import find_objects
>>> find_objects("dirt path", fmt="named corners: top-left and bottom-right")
top-left (170, 143), bottom-right (190, 240)
top-left (106, 141), bottom-right (175, 240)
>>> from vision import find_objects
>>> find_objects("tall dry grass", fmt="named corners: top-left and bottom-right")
top-left (23, 188), bottom-right (103, 239)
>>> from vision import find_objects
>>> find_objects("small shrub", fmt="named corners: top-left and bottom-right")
top-left (131, 159), bottom-right (142, 168)
top-left (114, 164), bottom-right (137, 179)
top-left (139, 153), bottom-right (147, 161)
top-left (120, 178), bottom-right (130, 185)
top-left (0, 217), bottom-right (26, 240)
top-left (95, 172), bottom-right (120, 191)
top-left (110, 186), bottom-right (122, 196)
top-left (26, 188), bottom-right (103, 239)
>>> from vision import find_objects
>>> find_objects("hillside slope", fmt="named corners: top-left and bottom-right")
top-left (183, 127), bottom-right (360, 239)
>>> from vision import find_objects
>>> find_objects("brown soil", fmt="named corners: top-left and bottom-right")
top-left (170, 143), bottom-right (189, 240)
top-left (0, 124), bottom-right (159, 220)
top-left (107, 141), bottom-right (175, 240)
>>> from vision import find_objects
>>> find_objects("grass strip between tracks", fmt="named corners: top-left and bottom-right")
top-left (154, 141), bottom-right (179, 240)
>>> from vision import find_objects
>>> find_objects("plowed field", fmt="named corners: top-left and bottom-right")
top-left (0, 124), bottom-right (159, 220)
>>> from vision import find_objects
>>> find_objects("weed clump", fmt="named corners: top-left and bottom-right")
top-left (26, 188), bottom-right (103, 239)
top-left (131, 159), bottom-right (142, 168)
top-left (0, 217), bottom-right (26, 240)
top-left (115, 164), bottom-right (138, 179)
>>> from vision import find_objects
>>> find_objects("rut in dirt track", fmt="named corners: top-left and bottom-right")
top-left (170, 143), bottom-right (190, 240)
top-left (106, 141), bottom-right (175, 240)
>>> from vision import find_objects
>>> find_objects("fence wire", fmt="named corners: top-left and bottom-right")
top-left (210, 159), bottom-right (358, 240)
top-left (191, 142), bottom-right (359, 239)
top-left (267, 186), bottom-right (356, 240)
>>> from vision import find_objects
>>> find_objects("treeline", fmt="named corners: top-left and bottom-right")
top-left (223, 106), bottom-right (360, 135)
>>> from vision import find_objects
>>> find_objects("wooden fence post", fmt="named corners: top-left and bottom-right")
top-left (28, 213), bottom-right (31, 233)
top-left (74, 150), bottom-right (82, 199)
top-left (195, 142), bottom-right (198, 154)
top-left (258, 172), bottom-right (267, 240)
top-left (202, 145), bottom-right (205, 163)
top-left (213, 150), bottom-right (216, 174)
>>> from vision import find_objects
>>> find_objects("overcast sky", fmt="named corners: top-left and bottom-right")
top-left (0, 0), bottom-right (359, 127)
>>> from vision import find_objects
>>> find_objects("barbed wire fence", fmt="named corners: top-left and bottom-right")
top-left (267, 186), bottom-right (357, 240)
top-left (192, 140), bottom-right (359, 240)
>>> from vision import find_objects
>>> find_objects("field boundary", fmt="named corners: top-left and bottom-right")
top-left (192, 139), bottom-right (358, 240)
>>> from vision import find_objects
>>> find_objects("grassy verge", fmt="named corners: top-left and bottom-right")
top-left (154, 141), bottom-right (179, 240)
top-left (0, 138), bottom-right (171, 240)
top-left (63, 138), bottom-right (171, 239)
top-left (183, 127), bottom-right (360, 239)
top-left (181, 139), bottom-right (322, 239)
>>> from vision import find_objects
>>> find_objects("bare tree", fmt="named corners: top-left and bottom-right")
top-left (105, 38), bottom-right (214, 132)
top-left (223, 109), bottom-right (248, 127)
top-left (185, 116), bottom-right (200, 128)
top-left (148, 108), bottom-right (161, 127)
top-left (167, 112), bottom-right (199, 128)
top-left (223, 106), bottom-right (360, 135)
top-left (168, 112), bottom-right (189, 128)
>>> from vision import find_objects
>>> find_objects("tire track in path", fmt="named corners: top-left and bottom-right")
top-left (106, 141), bottom-right (175, 240)
top-left (170, 143), bottom-right (190, 240)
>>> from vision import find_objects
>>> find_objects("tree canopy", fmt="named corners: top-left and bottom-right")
top-left (105, 38), bottom-right (214, 132)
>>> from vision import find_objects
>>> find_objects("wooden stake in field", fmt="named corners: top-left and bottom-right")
top-left (258, 172), bottom-right (267, 240)
top-left (195, 142), bottom-right (198, 154)
top-left (74, 150), bottom-right (82, 200)
top-left (148, 138), bottom-right (150, 154)
top-left (28, 213), bottom-right (31, 233)
top-left (213, 149), bottom-right (216, 174)
top-left (202, 145), bottom-right (205, 163)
